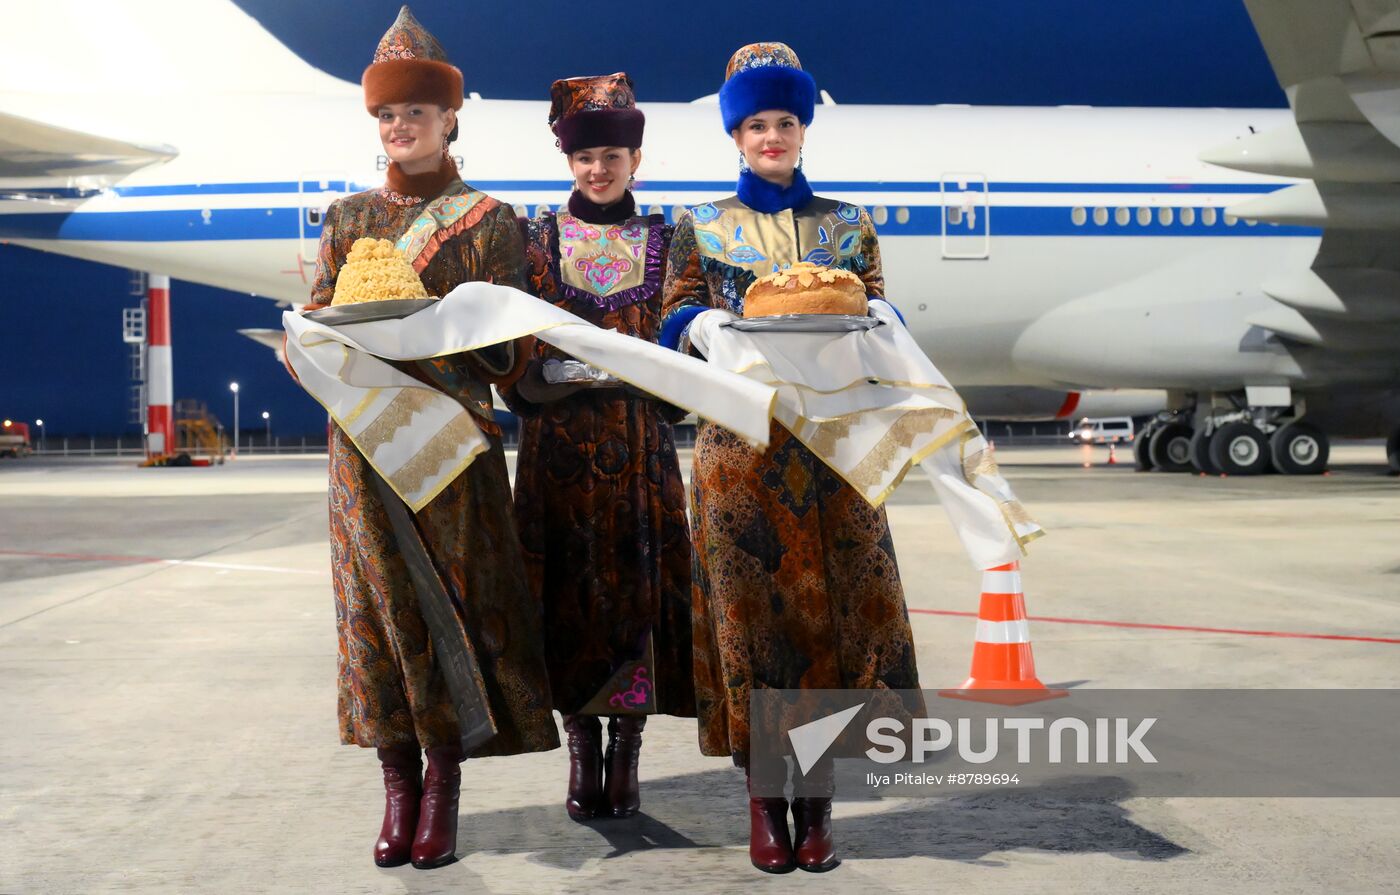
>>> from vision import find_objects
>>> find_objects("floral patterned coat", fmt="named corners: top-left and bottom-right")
top-left (308, 183), bottom-right (558, 756)
top-left (501, 209), bottom-right (696, 718)
top-left (660, 193), bottom-right (921, 766)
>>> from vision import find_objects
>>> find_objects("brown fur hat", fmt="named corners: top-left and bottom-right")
top-left (362, 6), bottom-right (463, 114)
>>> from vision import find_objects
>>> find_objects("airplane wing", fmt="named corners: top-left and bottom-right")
top-left (0, 110), bottom-right (177, 182)
top-left (238, 329), bottom-right (287, 362)
top-left (1200, 0), bottom-right (1400, 383)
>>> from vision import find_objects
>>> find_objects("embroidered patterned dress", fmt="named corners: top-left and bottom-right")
top-left (501, 210), bottom-right (696, 718)
top-left (310, 181), bottom-right (559, 757)
top-left (660, 195), bottom-right (921, 766)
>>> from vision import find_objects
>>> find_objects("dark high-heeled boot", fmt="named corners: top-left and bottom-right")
top-left (562, 714), bottom-right (604, 822)
top-left (603, 715), bottom-right (645, 818)
top-left (411, 745), bottom-right (462, 869)
top-left (793, 758), bottom-right (839, 872)
top-left (373, 745), bottom-right (422, 868)
top-left (792, 798), bottom-right (839, 872)
top-left (747, 768), bottom-right (795, 874)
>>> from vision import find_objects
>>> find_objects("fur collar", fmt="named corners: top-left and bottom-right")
top-left (384, 157), bottom-right (460, 201)
top-left (736, 168), bottom-right (814, 214)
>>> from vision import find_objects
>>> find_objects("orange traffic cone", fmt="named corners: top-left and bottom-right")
top-left (1107, 442), bottom-right (1118, 465)
top-left (940, 562), bottom-right (1067, 706)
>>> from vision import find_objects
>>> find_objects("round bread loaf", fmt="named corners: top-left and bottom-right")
top-left (742, 261), bottom-right (868, 318)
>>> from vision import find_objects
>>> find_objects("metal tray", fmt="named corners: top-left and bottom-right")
top-left (723, 314), bottom-right (882, 333)
top-left (542, 359), bottom-right (619, 385)
top-left (304, 298), bottom-right (439, 326)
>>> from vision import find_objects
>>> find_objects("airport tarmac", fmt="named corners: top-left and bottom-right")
top-left (2, 444), bottom-right (1397, 894)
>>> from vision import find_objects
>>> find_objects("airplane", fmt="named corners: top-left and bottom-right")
top-left (2, 0), bottom-right (1397, 476)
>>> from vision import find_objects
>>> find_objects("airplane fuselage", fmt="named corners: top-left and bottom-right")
top-left (0, 90), bottom-right (1322, 396)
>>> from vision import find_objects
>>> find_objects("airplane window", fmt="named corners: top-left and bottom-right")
top-left (305, 209), bottom-right (323, 226)
top-left (873, 206), bottom-right (888, 226)
top-left (648, 205), bottom-right (664, 217)
top-left (1224, 213), bottom-right (1238, 226)
top-left (1071, 207), bottom-right (1087, 226)
top-left (947, 206), bottom-right (963, 226)
top-left (535, 204), bottom-right (552, 217)
top-left (1180, 207), bottom-right (1196, 226)
top-left (1136, 207), bottom-right (1151, 226)
top-left (512, 204), bottom-right (527, 218)
top-left (671, 205), bottom-right (686, 222)
top-left (1245, 218), bottom-right (1258, 226)
top-left (1115, 207), bottom-right (1130, 226)
top-left (1093, 207), bottom-right (1108, 226)
top-left (896, 207), bottom-right (911, 225)
top-left (1202, 207), bottom-right (1218, 226)
top-left (1158, 207), bottom-right (1174, 226)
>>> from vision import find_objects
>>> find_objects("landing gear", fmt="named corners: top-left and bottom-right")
top-left (1149, 422), bottom-right (1194, 473)
top-left (1387, 428), bottom-right (1400, 476)
top-left (1133, 396), bottom-right (1341, 476)
top-left (1209, 422), bottom-right (1272, 476)
top-left (1188, 427), bottom-right (1218, 475)
top-left (1133, 426), bottom-right (1155, 471)
top-left (1269, 422), bottom-right (1328, 476)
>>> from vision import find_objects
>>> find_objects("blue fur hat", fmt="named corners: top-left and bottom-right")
top-left (718, 42), bottom-right (816, 133)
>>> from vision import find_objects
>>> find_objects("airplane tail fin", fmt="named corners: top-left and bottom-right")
top-left (0, 0), bottom-right (355, 97)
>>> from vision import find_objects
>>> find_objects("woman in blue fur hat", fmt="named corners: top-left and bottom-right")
top-left (660, 42), bottom-right (919, 875)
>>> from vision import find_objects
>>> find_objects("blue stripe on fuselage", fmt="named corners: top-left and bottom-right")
top-left (0, 204), bottom-right (1322, 242)
top-left (18, 179), bottom-right (1292, 201)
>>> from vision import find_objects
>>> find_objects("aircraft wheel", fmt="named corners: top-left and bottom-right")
top-left (1269, 423), bottom-right (1328, 475)
top-left (1189, 426), bottom-right (1218, 475)
top-left (1148, 422), bottom-right (1194, 472)
top-left (1387, 427), bottom-right (1400, 475)
top-left (1133, 426), bottom-right (1156, 471)
top-left (1210, 422), bottom-right (1271, 476)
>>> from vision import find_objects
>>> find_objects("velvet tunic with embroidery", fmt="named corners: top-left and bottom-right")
top-left (660, 193), bottom-right (921, 766)
top-left (308, 182), bottom-right (559, 756)
top-left (500, 208), bottom-right (696, 718)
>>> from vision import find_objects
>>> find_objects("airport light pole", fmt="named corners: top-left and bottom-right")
top-left (229, 382), bottom-right (240, 458)
top-left (35, 418), bottom-right (45, 452)
top-left (262, 411), bottom-right (271, 450)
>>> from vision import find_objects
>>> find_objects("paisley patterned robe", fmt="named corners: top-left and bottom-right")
top-left (660, 194), bottom-right (921, 766)
top-left (501, 210), bottom-right (696, 718)
top-left (309, 184), bottom-right (558, 756)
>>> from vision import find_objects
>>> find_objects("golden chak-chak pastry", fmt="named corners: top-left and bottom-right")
top-left (742, 261), bottom-right (868, 318)
top-left (330, 238), bottom-right (433, 306)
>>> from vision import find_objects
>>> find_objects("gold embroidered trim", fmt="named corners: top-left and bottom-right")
top-left (357, 388), bottom-right (436, 447)
top-left (389, 411), bottom-right (480, 499)
top-left (846, 407), bottom-right (962, 491)
top-left (342, 387), bottom-right (384, 427)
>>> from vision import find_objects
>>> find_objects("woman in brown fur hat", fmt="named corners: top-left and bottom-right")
top-left (295, 6), bottom-right (558, 871)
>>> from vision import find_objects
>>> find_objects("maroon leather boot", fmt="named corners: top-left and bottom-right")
top-left (563, 714), bottom-right (604, 821)
top-left (746, 768), bottom-right (795, 873)
top-left (373, 745), bottom-right (422, 868)
top-left (411, 745), bottom-right (462, 869)
top-left (792, 798), bottom-right (839, 872)
top-left (603, 715), bottom-right (646, 818)
top-left (793, 757), bottom-right (839, 872)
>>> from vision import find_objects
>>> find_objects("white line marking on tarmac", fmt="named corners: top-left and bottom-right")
top-left (157, 559), bottom-right (321, 575)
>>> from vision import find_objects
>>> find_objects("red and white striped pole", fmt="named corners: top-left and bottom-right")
top-left (146, 274), bottom-right (175, 458)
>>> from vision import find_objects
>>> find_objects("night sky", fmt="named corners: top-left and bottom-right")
top-left (0, 1), bottom-right (1285, 438)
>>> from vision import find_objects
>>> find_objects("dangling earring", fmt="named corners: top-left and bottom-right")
top-left (442, 136), bottom-right (451, 161)
top-left (629, 173), bottom-right (636, 186)
top-left (738, 151), bottom-right (750, 173)
top-left (797, 150), bottom-right (805, 172)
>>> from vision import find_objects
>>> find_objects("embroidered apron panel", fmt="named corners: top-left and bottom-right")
top-left (689, 196), bottom-right (864, 278)
top-left (556, 213), bottom-right (651, 298)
